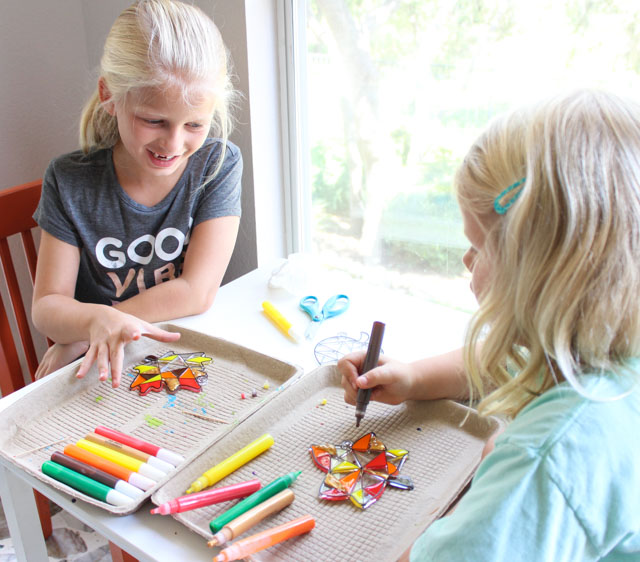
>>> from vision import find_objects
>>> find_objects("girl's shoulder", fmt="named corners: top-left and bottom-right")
top-left (47, 147), bottom-right (112, 178)
top-left (190, 138), bottom-right (242, 169)
top-left (499, 369), bottom-right (640, 463)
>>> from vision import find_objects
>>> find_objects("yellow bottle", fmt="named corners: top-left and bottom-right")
top-left (186, 433), bottom-right (275, 494)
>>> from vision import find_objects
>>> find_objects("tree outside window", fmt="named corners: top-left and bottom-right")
top-left (305, 0), bottom-right (640, 312)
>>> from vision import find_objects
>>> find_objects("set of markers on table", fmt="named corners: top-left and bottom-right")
top-left (39, 321), bottom-right (386, 561)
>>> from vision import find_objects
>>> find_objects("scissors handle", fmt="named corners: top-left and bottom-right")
top-left (299, 295), bottom-right (322, 321)
top-left (321, 294), bottom-right (350, 319)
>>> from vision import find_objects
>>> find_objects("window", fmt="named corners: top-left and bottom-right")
top-left (291, 0), bottom-right (640, 315)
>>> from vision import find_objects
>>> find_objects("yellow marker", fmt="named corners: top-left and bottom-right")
top-left (76, 439), bottom-right (166, 481)
top-left (186, 434), bottom-right (275, 494)
top-left (261, 301), bottom-right (302, 342)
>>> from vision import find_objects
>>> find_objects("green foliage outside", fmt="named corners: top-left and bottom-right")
top-left (307, 0), bottom-right (640, 281)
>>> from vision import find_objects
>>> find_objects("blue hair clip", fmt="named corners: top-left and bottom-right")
top-left (494, 177), bottom-right (526, 215)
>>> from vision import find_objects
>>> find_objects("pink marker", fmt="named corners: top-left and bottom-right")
top-left (150, 479), bottom-right (262, 515)
top-left (94, 426), bottom-right (184, 467)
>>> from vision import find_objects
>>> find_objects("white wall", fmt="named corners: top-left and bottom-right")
top-left (0, 0), bottom-right (289, 381)
top-left (0, 1), bottom-right (91, 185)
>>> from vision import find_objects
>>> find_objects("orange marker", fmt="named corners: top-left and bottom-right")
top-left (212, 514), bottom-right (315, 561)
top-left (64, 444), bottom-right (155, 491)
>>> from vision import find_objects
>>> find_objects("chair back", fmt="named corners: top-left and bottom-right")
top-left (0, 180), bottom-right (42, 395)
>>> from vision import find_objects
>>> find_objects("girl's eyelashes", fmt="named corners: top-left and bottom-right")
top-left (138, 117), bottom-right (203, 129)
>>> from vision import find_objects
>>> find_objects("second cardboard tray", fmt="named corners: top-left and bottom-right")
top-left (152, 364), bottom-right (501, 561)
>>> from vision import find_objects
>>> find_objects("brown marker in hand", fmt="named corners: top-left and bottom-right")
top-left (355, 321), bottom-right (385, 427)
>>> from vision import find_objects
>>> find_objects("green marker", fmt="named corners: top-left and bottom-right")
top-left (209, 470), bottom-right (301, 532)
top-left (42, 461), bottom-right (132, 507)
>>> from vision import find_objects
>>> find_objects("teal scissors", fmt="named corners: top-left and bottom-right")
top-left (299, 294), bottom-right (350, 340)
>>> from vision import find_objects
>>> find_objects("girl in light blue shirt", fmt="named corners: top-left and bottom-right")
top-left (341, 89), bottom-right (640, 561)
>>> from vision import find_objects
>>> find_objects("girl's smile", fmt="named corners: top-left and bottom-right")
top-left (147, 150), bottom-right (181, 168)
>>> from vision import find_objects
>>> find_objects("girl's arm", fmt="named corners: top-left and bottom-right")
top-left (114, 215), bottom-right (240, 321)
top-left (340, 347), bottom-right (470, 405)
top-left (32, 232), bottom-right (180, 385)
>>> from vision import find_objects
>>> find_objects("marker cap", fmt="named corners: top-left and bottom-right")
top-left (114, 480), bottom-right (145, 500)
top-left (138, 463), bottom-right (166, 481)
top-left (156, 448), bottom-right (185, 467)
top-left (129, 472), bottom-right (155, 491)
top-left (145, 455), bottom-right (175, 474)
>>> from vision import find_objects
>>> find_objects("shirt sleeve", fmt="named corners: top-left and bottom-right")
top-left (191, 141), bottom-right (242, 227)
top-left (410, 441), bottom-right (594, 562)
top-left (33, 159), bottom-right (82, 247)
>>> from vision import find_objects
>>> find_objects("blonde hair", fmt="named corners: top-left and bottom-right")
top-left (79, 0), bottom-right (236, 171)
top-left (457, 90), bottom-right (640, 418)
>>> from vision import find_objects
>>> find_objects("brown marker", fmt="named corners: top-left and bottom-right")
top-left (207, 489), bottom-right (295, 547)
top-left (51, 452), bottom-right (144, 499)
top-left (355, 321), bottom-right (385, 427)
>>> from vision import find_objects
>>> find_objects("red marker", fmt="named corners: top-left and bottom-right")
top-left (94, 426), bottom-right (184, 467)
top-left (151, 479), bottom-right (262, 515)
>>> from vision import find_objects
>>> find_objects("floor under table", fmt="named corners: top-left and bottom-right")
top-left (0, 499), bottom-right (111, 562)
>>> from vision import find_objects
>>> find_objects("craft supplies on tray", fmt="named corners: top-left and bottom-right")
top-left (151, 364), bottom-right (502, 562)
top-left (0, 323), bottom-right (501, 560)
top-left (0, 324), bottom-right (302, 515)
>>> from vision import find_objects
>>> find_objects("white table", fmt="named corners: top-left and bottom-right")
top-left (0, 261), bottom-right (471, 561)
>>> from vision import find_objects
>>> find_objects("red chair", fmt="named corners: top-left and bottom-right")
top-left (0, 180), bottom-right (42, 393)
top-left (0, 180), bottom-right (137, 561)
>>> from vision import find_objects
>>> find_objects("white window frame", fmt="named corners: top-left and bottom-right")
top-left (277, 0), bottom-right (312, 255)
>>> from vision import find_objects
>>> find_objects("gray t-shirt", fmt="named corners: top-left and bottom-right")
top-left (34, 138), bottom-right (242, 305)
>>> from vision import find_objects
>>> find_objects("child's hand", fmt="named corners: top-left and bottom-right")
top-left (76, 309), bottom-right (181, 388)
top-left (339, 352), bottom-right (415, 406)
top-left (35, 341), bottom-right (90, 380)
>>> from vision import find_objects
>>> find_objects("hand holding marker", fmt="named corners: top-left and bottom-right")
top-left (355, 321), bottom-right (386, 427)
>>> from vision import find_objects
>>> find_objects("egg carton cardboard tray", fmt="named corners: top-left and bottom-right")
top-left (152, 364), bottom-right (502, 562)
top-left (0, 323), bottom-right (303, 515)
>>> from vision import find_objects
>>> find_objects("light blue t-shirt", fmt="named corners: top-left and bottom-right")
top-left (411, 370), bottom-right (640, 561)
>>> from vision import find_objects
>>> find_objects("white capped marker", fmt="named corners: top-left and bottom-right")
top-left (76, 439), bottom-right (166, 481)
top-left (94, 426), bottom-right (185, 467)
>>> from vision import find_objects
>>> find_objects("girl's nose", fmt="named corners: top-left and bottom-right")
top-left (462, 248), bottom-right (475, 272)
top-left (159, 127), bottom-right (182, 154)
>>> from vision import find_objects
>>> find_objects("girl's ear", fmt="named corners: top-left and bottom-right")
top-left (98, 77), bottom-right (116, 116)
